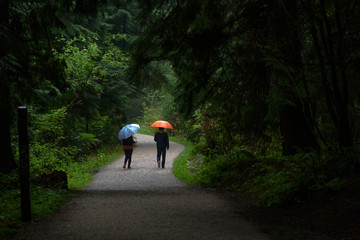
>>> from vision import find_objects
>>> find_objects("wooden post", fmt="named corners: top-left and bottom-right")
top-left (18, 106), bottom-right (31, 221)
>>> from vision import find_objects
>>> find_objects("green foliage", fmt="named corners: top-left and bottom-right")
top-left (66, 145), bottom-right (123, 189)
top-left (0, 144), bottom-right (122, 238)
top-left (77, 133), bottom-right (100, 151)
top-left (130, 2), bottom-right (360, 208)
top-left (196, 147), bottom-right (256, 190)
top-left (141, 89), bottom-right (164, 124)
top-left (66, 161), bottom-right (93, 189)
top-left (1, 2), bottom-right (139, 237)
top-left (0, 189), bottom-right (23, 237)
top-left (196, 155), bottom-right (230, 188)
top-left (0, 170), bottom-right (21, 235)
top-left (310, 177), bottom-right (345, 192)
top-left (171, 135), bottom-right (332, 206)
top-left (133, 83), bottom-right (179, 135)
top-left (171, 139), bottom-right (198, 185)
top-left (30, 186), bottom-right (71, 220)
top-left (0, 184), bottom-right (70, 238)
top-left (24, 33), bottom-right (131, 177)
top-left (54, 35), bottom-right (130, 120)
top-left (31, 108), bottom-right (67, 144)
top-left (241, 156), bottom-right (305, 206)
top-left (0, 171), bottom-right (70, 239)
top-left (0, 170), bottom-right (20, 192)
top-left (183, 114), bottom-right (354, 207)
top-left (28, 108), bottom-right (73, 176)
top-left (29, 143), bottom-right (72, 176)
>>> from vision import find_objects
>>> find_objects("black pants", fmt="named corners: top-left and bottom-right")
top-left (157, 147), bottom-right (166, 167)
top-left (124, 149), bottom-right (133, 167)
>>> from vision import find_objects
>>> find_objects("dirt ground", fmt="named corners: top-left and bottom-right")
top-left (12, 134), bottom-right (270, 240)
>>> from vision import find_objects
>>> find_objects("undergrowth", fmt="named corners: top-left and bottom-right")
top-left (171, 138), bottom-right (351, 207)
top-left (66, 145), bottom-right (123, 189)
top-left (0, 145), bottom-right (123, 239)
top-left (0, 172), bottom-right (71, 238)
top-left (171, 139), bottom-right (198, 185)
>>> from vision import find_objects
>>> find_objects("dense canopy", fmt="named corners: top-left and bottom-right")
top-left (1, 1), bottom-right (360, 237)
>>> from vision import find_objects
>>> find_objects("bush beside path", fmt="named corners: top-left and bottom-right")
top-left (13, 134), bottom-right (269, 240)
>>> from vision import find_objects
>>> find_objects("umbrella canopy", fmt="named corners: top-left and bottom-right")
top-left (118, 124), bottom-right (140, 140)
top-left (150, 120), bottom-right (173, 129)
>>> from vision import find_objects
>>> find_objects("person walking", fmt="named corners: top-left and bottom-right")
top-left (123, 135), bottom-right (135, 169)
top-left (154, 127), bottom-right (169, 168)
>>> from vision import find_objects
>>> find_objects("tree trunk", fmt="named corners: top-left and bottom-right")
top-left (307, 0), bottom-right (353, 151)
top-left (0, 0), bottom-right (18, 173)
top-left (280, 105), bottom-right (318, 155)
top-left (270, 0), bottom-right (319, 155)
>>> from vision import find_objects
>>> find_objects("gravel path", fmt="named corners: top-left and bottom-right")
top-left (14, 134), bottom-right (269, 240)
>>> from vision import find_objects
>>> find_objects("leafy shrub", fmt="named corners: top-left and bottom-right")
top-left (240, 151), bottom-right (342, 206)
top-left (335, 148), bottom-right (360, 174)
top-left (65, 146), bottom-right (122, 189)
top-left (197, 155), bottom-right (228, 187)
top-left (172, 140), bottom-right (198, 184)
top-left (242, 158), bottom-right (305, 206)
top-left (310, 177), bottom-right (346, 191)
top-left (75, 133), bottom-right (100, 154)
top-left (89, 115), bottom-right (119, 143)
top-left (29, 143), bottom-right (73, 176)
top-left (30, 108), bottom-right (67, 145)
top-left (0, 170), bottom-right (19, 192)
top-left (0, 185), bottom-right (70, 238)
top-left (197, 147), bottom-right (256, 190)
top-left (195, 145), bottom-right (331, 206)
top-left (0, 189), bottom-right (23, 237)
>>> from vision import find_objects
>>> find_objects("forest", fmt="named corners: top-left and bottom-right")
top-left (1, 0), bottom-right (360, 238)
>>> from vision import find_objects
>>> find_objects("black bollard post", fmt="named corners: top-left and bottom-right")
top-left (18, 106), bottom-right (31, 222)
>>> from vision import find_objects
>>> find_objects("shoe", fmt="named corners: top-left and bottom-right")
top-left (157, 161), bottom-right (160, 168)
top-left (123, 163), bottom-right (126, 169)
top-left (128, 166), bottom-right (131, 169)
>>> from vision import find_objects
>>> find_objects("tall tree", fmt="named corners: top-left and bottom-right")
top-left (130, 1), bottom-right (297, 152)
top-left (0, 0), bottom-right (114, 173)
top-left (131, 0), bottom-right (360, 159)
top-left (0, 0), bottom-right (17, 173)
top-left (0, 1), bottom-right (68, 173)
top-left (305, 0), bottom-right (354, 151)
top-left (268, 0), bottom-right (319, 155)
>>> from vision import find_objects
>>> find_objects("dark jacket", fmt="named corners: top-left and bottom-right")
top-left (154, 132), bottom-right (169, 149)
top-left (123, 136), bottom-right (135, 150)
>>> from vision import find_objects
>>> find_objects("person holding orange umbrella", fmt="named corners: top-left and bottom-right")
top-left (151, 120), bottom-right (173, 168)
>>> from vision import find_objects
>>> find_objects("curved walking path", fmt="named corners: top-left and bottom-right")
top-left (14, 134), bottom-right (269, 240)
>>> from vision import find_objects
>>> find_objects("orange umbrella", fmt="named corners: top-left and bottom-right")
top-left (150, 120), bottom-right (173, 129)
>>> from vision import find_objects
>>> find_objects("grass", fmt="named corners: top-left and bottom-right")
top-left (66, 145), bottom-right (123, 189)
top-left (171, 138), bottom-right (199, 185)
top-left (137, 127), bottom-right (156, 136)
top-left (0, 185), bottom-right (71, 238)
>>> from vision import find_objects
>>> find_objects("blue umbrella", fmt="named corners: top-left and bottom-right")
top-left (118, 124), bottom-right (140, 140)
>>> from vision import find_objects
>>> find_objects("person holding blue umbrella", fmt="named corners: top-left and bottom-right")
top-left (118, 124), bottom-right (140, 169)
